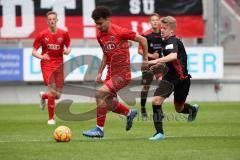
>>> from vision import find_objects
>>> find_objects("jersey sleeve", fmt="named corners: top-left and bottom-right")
top-left (64, 31), bottom-right (71, 47)
top-left (118, 27), bottom-right (136, 41)
top-left (165, 38), bottom-right (178, 53)
top-left (33, 33), bottom-right (42, 49)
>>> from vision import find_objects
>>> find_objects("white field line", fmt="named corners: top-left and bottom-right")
top-left (0, 135), bottom-right (239, 143)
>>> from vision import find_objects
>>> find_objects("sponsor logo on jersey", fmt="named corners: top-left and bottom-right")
top-left (47, 44), bottom-right (60, 50)
top-left (103, 42), bottom-right (117, 52)
top-left (165, 44), bottom-right (174, 50)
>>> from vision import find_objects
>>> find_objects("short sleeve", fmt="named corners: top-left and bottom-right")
top-left (33, 34), bottom-right (42, 49)
top-left (64, 32), bottom-right (71, 47)
top-left (165, 38), bottom-right (178, 53)
top-left (118, 27), bottom-right (136, 41)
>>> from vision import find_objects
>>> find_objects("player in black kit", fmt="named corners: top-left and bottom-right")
top-left (138, 13), bottom-right (163, 119)
top-left (148, 16), bottom-right (199, 140)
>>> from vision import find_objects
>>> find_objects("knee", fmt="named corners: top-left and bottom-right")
top-left (49, 90), bottom-right (60, 99)
top-left (152, 97), bottom-right (161, 105)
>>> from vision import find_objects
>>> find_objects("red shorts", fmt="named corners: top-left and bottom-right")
top-left (104, 72), bottom-right (131, 95)
top-left (41, 66), bottom-right (64, 88)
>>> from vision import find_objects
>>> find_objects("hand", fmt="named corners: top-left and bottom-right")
top-left (41, 52), bottom-right (50, 60)
top-left (63, 49), bottom-right (70, 55)
top-left (95, 73), bottom-right (103, 83)
top-left (141, 60), bottom-right (149, 72)
top-left (150, 63), bottom-right (167, 75)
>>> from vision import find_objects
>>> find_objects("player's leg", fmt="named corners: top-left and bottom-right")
top-left (174, 78), bottom-right (199, 122)
top-left (149, 82), bottom-right (173, 140)
top-left (105, 76), bottom-right (137, 131)
top-left (46, 68), bottom-right (64, 125)
top-left (82, 85), bottom-right (110, 138)
top-left (140, 85), bottom-right (150, 118)
top-left (141, 71), bottom-right (154, 118)
top-left (39, 68), bottom-right (50, 110)
top-left (149, 95), bottom-right (166, 140)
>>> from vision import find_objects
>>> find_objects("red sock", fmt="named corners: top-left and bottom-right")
top-left (48, 95), bottom-right (55, 120)
top-left (96, 107), bottom-right (107, 127)
top-left (112, 101), bottom-right (130, 116)
top-left (41, 93), bottom-right (48, 100)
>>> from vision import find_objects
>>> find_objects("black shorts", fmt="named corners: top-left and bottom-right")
top-left (154, 77), bottom-right (190, 101)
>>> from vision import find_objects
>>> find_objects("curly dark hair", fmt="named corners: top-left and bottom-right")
top-left (91, 6), bottom-right (112, 21)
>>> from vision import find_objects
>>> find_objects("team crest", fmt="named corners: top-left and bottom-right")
top-left (58, 37), bottom-right (63, 43)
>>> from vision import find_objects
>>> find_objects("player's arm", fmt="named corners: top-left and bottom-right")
top-left (32, 48), bottom-right (49, 60)
top-left (32, 34), bottom-right (49, 60)
top-left (149, 52), bottom-right (177, 64)
top-left (135, 34), bottom-right (148, 61)
top-left (135, 34), bottom-right (149, 71)
top-left (95, 54), bottom-right (107, 83)
top-left (149, 40), bottom-right (178, 64)
top-left (63, 32), bottom-right (71, 55)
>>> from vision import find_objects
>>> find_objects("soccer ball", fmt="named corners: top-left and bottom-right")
top-left (53, 126), bottom-right (72, 142)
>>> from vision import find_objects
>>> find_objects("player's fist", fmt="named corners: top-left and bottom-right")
top-left (141, 60), bottom-right (149, 72)
top-left (95, 73), bottom-right (103, 83)
top-left (42, 53), bottom-right (50, 60)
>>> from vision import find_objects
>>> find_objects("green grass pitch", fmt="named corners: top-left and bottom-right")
top-left (0, 102), bottom-right (240, 160)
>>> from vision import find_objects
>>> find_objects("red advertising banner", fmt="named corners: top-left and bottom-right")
top-left (0, 0), bottom-right (204, 39)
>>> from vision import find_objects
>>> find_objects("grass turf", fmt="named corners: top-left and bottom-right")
top-left (0, 102), bottom-right (240, 160)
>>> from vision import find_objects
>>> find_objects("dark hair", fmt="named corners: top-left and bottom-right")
top-left (46, 11), bottom-right (57, 18)
top-left (91, 6), bottom-right (111, 21)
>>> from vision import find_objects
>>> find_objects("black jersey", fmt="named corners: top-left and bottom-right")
top-left (140, 29), bottom-right (163, 60)
top-left (162, 36), bottom-right (189, 81)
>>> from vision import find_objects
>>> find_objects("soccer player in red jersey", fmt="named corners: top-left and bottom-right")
top-left (82, 6), bottom-right (148, 138)
top-left (32, 11), bottom-right (71, 125)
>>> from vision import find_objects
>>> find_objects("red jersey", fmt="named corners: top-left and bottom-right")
top-left (33, 28), bottom-right (71, 68)
top-left (97, 23), bottom-right (136, 78)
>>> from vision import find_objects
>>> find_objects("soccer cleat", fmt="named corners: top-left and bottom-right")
top-left (47, 119), bottom-right (56, 125)
top-left (39, 91), bottom-right (46, 110)
top-left (188, 104), bottom-right (199, 122)
top-left (82, 127), bottom-right (104, 138)
top-left (149, 133), bottom-right (165, 141)
top-left (126, 109), bottom-right (138, 131)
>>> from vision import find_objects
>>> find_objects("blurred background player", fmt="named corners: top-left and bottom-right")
top-left (32, 11), bottom-right (71, 125)
top-left (148, 16), bottom-right (199, 140)
top-left (138, 13), bottom-right (163, 119)
top-left (82, 6), bottom-right (148, 138)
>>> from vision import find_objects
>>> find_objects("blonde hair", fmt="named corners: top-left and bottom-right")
top-left (46, 11), bottom-right (57, 18)
top-left (160, 16), bottom-right (177, 30)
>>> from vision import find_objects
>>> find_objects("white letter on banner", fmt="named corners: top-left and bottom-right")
top-left (82, 0), bottom-right (96, 38)
top-left (143, 0), bottom-right (155, 15)
top-left (0, 0), bottom-right (34, 38)
top-left (41, 0), bottom-right (76, 31)
top-left (129, 0), bottom-right (141, 14)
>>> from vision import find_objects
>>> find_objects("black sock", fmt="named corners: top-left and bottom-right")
top-left (181, 103), bottom-right (195, 114)
top-left (152, 105), bottom-right (164, 134)
top-left (141, 91), bottom-right (147, 109)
